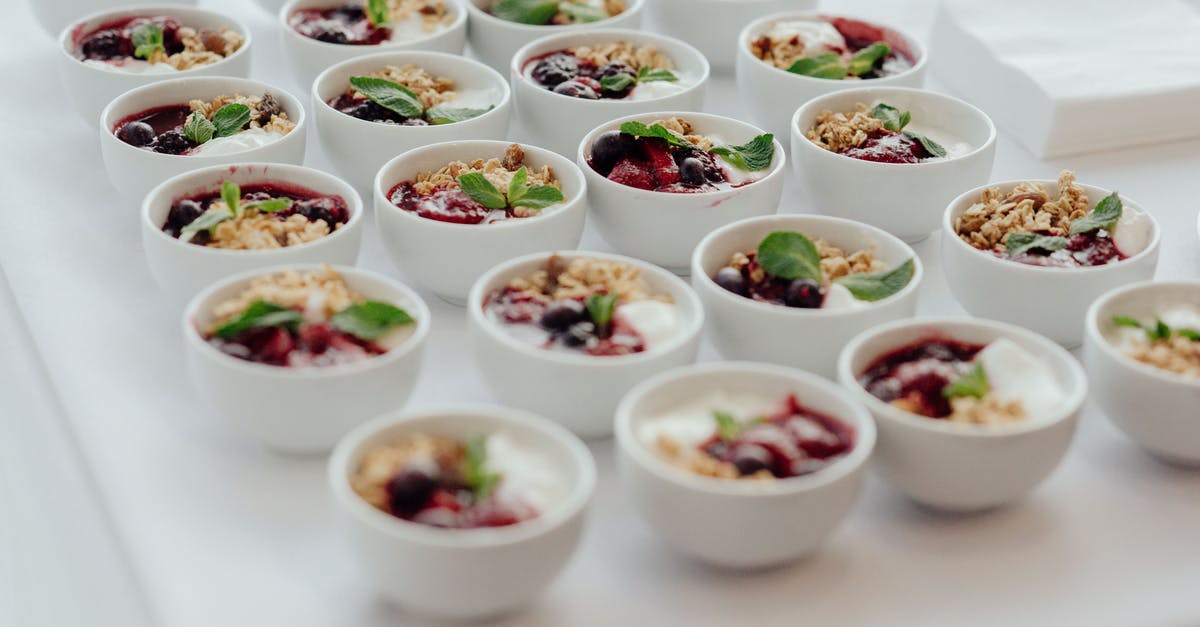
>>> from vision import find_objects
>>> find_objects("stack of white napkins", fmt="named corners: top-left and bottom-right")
top-left (931, 0), bottom-right (1200, 157)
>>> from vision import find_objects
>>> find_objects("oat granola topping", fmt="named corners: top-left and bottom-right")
top-left (145, 26), bottom-right (243, 70)
top-left (188, 93), bottom-right (297, 136)
top-left (411, 144), bottom-right (560, 216)
top-left (647, 116), bottom-right (714, 152)
top-left (806, 103), bottom-right (882, 153)
top-left (203, 210), bottom-right (334, 250)
top-left (386, 0), bottom-right (454, 31)
top-left (571, 42), bottom-right (673, 72)
top-left (725, 238), bottom-right (885, 286)
top-left (353, 64), bottom-right (458, 109)
top-left (210, 266), bottom-right (359, 328)
top-left (507, 257), bottom-right (672, 304)
top-left (1122, 335), bottom-right (1200, 380)
top-left (352, 434), bottom-right (464, 511)
top-left (954, 170), bottom-right (1090, 251)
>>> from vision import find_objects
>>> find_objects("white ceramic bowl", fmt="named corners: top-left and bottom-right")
top-left (646, 0), bottom-right (813, 74)
top-left (279, 0), bottom-right (468, 88)
top-left (328, 404), bottom-right (595, 620)
top-left (615, 361), bottom-right (875, 567)
top-left (736, 12), bottom-right (927, 139)
top-left (792, 86), bottom-right (996, 242)
top-left (468, 251), bottom-right (704, 438)
top-left (943, 180), bottom-right (1161, 346)
top-left (466, 0), bottom-right (645, 72)
top-left (32, 0), bottom-right (196, 36)
top-left (183, 264), bottom-right (430, 453)
top-left (1083, 281), bottom-right (1200, 465)
top-left (512, 28), bottom-right (709, 157)
top-left (314, 51), bottom-right (512, 191)
top-left (59, 5), bottom-right (252, 127)
top-left (143, 163), bottom-right (364, 308)
top-left (579, 111), bottom-right (786, 272)
top-left (101, 76), bottom-right (308, 202)
top-left (692, 214), bottom-right (923, 379)
top-left (838, 317), bottom-right (1087, 511)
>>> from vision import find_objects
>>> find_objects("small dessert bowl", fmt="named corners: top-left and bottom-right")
top-left (100, 76), bottom-right (308, 202)
top-left (466, 0), bottom-right (645, 72)
top-left (579, 111), bottom-right (786, 272)
top-left (59, 5), bottom-right (252, 127)
top-left (692, 214), bottom-right (923, 379)
top-left (314, 50), bottom-right (512, 191)
top-left (737, 11), bottom-right (927, 138)
top-left (143, 163), bottom-right (364, 308)
top-left (792, 86), bottom-right (996, 242)
top-left (838, 317), bottom-right (1087, 512)
top-left (468, 251), bottom-right (704, 438)
top-left (615, 361), bottom-right (875, 568)
top-left (512, 28), bottom-right (710, 157)
top-left (376, 140), bottom-right (587, 304)
top-left (943, 177), bottom-right (1160, 346)
top-left (647, 0), bottom-right (814, 75)
top-left (279, 0), bottom-right (468, 88)
top-left (183, 264), bottom-right (431, 453)
top-left (32, 0), bottom-right (195, 37)
top-left (1083, 281), bottom-right (1200, 465)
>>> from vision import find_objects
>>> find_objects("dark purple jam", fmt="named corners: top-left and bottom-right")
top-left (163, 183), bottom-right (350, 245)
top-left (288, 5), bottom-right (391, 45)
top-left (859, 338), bottom-right (985, 418)
top-left (840, 129), bottom-right (935, 164)
top-left (699, 394), bottom-right (855, 477)
top-left (711, 252), bottom-right (826, 309)
top-left (524, 51), bottom-right (650, 101)
top-left (586, 130), bottom-right (731, 193)
top-left (207, 321), bottom-right (385, 367)
top-left (996, 232), bottom-right (1125, 268)
top-left (74, 16), bottom-right (184, 62)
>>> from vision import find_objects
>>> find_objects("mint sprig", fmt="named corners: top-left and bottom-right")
top-left (214, 301), bottom-right (304, 339)
top-left (710, 133), bottom-right (774, 171)
top-left (558, 1), bottom-right (608, 22)
top-left (331, 301), bottom-right (414, 340)
top-left (426, 104), bottom-right (493, 125)
top-left (365, 0), bottom-right (392, 26)
top-left (182, 103), bottom-right (251, 145)
top-left (713, 411), bottom-right (764, 443)
top-left (1005, 233), bottom-right (1069, 258)
top-left (131, 22), bottom-right (164, 60)
top-left (350, 76), bottom-right (424, 119)
top-left (942, 363), bottom-right (989, 399)
top-left (599, 66), bottom-right (679, 94)
top-left (618, 121), bottom-right (692, 149)
top-left (848, 42), bottom-right (890, 76)
top-left (869, 102), bottom-right (946, 158)
top-left (786, 53), bottom-right (848, 79)
top-left (456, 172), bottom-right (508, 210)
top-left (756, 231), bottom-right (822, 282)
top-left (183, 112), bottom-right (214, 144)
top-left (464, 436), bottom-right (503, 499)
top-left (492, 0), bottom-right (559, 24)
top-left (586, 292), bottom-right (618, 334)
top-left (457, 167), bottom-right (564, 213)
top-left (180, 209), bottom-right (232, 239)
top-left (833, 259), bottom-right (915, 302)
top-left (1068, 192), bottom-right (1123, 235)
top-left (1112, 316), bottom-right (1199, 343)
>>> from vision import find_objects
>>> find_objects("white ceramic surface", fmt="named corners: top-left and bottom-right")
top-left (615, 361), bottom-right (875, 567)
top-left (466, 0), bottom-right (645, 72)
top-left (279, 0), bottom-right (468, 88)
top-left (328, 405), bottom-right (596, 620)
top-left (252, 0), bottom-right (288, 15)
top-left (737, 11), bottom-right (927, 139)
top-left (692, 214), bottom-right (922, 379)
top-left (579, 111), bottom-right (786, 272)
top-left (838, 317), bottom-right (1087, 511)
top-left (468, 251), bottom-right (703, 438)
top-left (375, 140), bottom-right (587, 303)
top-left (942, 179), bottom-right (1161, 346)
top-left (1083, 281), bottom-right (1200, 465)
top-left (100, 76), bottom-right (308, 201)
top-left (32, 0), bottom-right (196, 36)
top-left (792, 86), bottom-right (996, 242)
top-left (142, 163), bottom-right (364, 308)
top-left (59, 5), bottom-right (252, 127)
top-left (183, 264), bottom-right (430, 453)
top-left (512, 28), bottom-right (709, 157)
top-left (646, 0), bottom-right (815, 74)
top-left (313, 50), bottom-right (512, 191)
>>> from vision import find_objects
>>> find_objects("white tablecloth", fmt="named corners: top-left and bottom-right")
top-left (3, 0), bottom-right (1199, 625)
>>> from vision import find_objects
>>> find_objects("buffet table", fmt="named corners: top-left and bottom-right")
top-left (3, 0), bottom-right (1199, 625)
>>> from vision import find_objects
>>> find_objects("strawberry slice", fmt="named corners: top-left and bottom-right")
top-left (643, 139), bottom-right (679, 186)
top-left (607, 158), bottom-right (656, 190)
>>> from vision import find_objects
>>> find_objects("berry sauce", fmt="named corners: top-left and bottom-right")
top-left (858, 338), bottom-right (985, 418)
top-left (699, 394), bottom-right (855, 478)
top-left (712, 252), bottom-right (826, 309)
top-left (587, 130), bottom-right (735, 194)
top-left (826, 17), bottom-right (915, 78)
top-left (113, 104), bottom-right (196, 155)
top-left (288, 6), bottom-right (391, 45)
top-left (327, 94), bottom-right (431, 125)
top-left (484, 287), bottom-right (647, 356)
top-left (841, 129), bottom-right (934, 164)
top-left (162, 183), bottom-right (351, 246)
top-left (74, 16), bottom-right (184, 62)
top-left (996, 232), bottom-right (1126, 268)
top-left (206, 320), bottom-right (385, 368)
top-left (525, 51), bottom-right (648, 101)
top-left (386, 182), bottom-right (528, 225)
top-left (384, 469), bottom-right (537, 529)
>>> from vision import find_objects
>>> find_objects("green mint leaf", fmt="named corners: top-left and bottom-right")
top-left (756, 230), bottom-right (822, 282)
top-left (511, 185), bottom-right (563, 210)
top-left (618, 121), bottom-right (692, 149)
top-left (349, 76), bottom-right (424, 119)
top-left (943, 362), bottom-right (989, 399)
top-left (506, 166), bottom-right (529, 205)
top-left (425, 104), bottom-right (493, 125)
top-left (131, 22), bottom-right (164, 60)
top-left (464, 435), bottom-right (503, 499)
top-left (713, 410), bottom-right (740, 442)
top-left (331, 300), bottom-right (414, 340)
top-left (180, 208), bottom-right (233, 238)
top-left (242, 198), bottom-right (294, 214)
top-left (1112, 315), bottom-right (1144, 330)
top-left (212, 103), bottom-right (251, 138)
top-left (456, 172), bottom-right (507, 210)
top-left (492, 0), bottom-right (560, 24)
top-left (870, 103), bottom-right (910, 132)
top-left (786, 53), bottom-right (848, 79)
top-left (1005, 233), bottom-right (1068, 258)
top-left (600, 73), bottom-right (636, 93)
top-left (637, 66), bottom-right (678, 83)
top-left (1150, 319), bottom-right (1172, 341)
top-left (848, 42), bottom-right (890, 76)
top-left (905, 131), bottom-right (946, 158)
top-left (586, 292), bottom-right (618, 330)
top-left (1069, 192), bottom-right (1123, 235)
top-left (214, 301), bottom-right (303, 339)
top-left (366, 0), bottom-right (392, 26)
top-left (183, 112), bottom-right (214, 145)
top-left (710, 133), bottom-right (775, 171)
top-left (1178, 328), bottom-right (1200, 341)
top-left (833, 258), bottom-right (915, 302)
top-left (558, 0), bottom-right (608, 22)
top-left (221, 180), bottom-right (241, 217)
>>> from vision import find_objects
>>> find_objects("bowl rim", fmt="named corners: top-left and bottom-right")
top-left (576, 110), bottom-right (787, 199)
top-left (837, 316), bottom-right (1089, 437)
top-left (59, 3), bottom-right (254, 73)
top-left (182, 263), bottom-right (431, 379)
top-left (615, 361), bottom-right (876, 496)
top-left (467, 250), bottom-right (704, 367)
top-left (311, 49), bottom-right (512, 135)
top-left (510, 27), bottom-right (711, 107)
top-left (279, 0), bottom-right (468, 49)
top-left (790, 85), bottom-right (997, 169)
top-left (373, 139), bottom-right (588, 231)
top-left (690, 213), bottom-right (925, 317)
top-left (1084, 279), bottom-right (1200, 388)
top-left (100, 75), bottom-right (308, 160)
top-left (465, 0), bottom-right (645, 33)
top-left (328, 403), bottom-right (597, 547)
top-left (737, 10), bottom-right (927, 84)
top-left (941, 178), bottom-right (1162, 275)
top-left (142, 162), bottom-right (364, 259)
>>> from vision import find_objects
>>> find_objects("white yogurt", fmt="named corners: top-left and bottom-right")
top-left (822, 283), bottom-right (869, 311)
top-left (443, 86), bottom-right (502, 110)
top-left (83, 58), bottom-right (179, 74)
top-left (902, 121), bottom-right (973, 160)
top-left (638, 390), bottom-right (780, 451)
top-left (486, 431), bottom-right (568, 513)
top-left (977, 338), bottom-right (1067, 420)
top-left (766, 20), bottom-right (847, 56)
top-left (616, 300), bottom-right (680, 350)
top-left (190, 128), bottom-right (287, 156)
top-left (628, 74), bottom-right (692, 101)
top-left (1110, 306), bottom-right (1200, 351)
top-left (387, 11), bottom-right (453, 42)
top-left (1109, 203), bottom-right (1153, 257)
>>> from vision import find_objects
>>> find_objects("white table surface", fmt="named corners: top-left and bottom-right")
top-left (3, 0), bottom-right (1200, 625)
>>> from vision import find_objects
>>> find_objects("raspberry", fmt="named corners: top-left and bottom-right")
top-left (606, 158), bottom-right (655, 190)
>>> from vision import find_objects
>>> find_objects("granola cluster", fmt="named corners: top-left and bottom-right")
top-left (210, 266), bottom-right (359, 328)
top-left (189, 93), bottom-right (297, 136)
top-left (353, 64), bottom-right (457, 109)
top-left (572, 41), bottom-right (673, 72)
top-left (806, 103), bottom-right (882, 153)
top-left (654, 435), bottom-right (773, 480)
top-left (650, 116), bottom-right (714, 151)
top-left (955, 170), bottom-right (1090, 251)
top-left (144, 26), bottom-right (243, 70)
top-left (725, 238), bottom-right (886, 285)
top-left (1122, 336), bottom-right (1200, 380)
top-left (507, 257), bottom-right (672, 304)
top-left (387, 0), bottom-right (454, 31)
top-left (202, 212), bottom-right (334, 250)
top-left (751, 27), bottom-right (836, 71)
top-left (412, 144), bottom-right (560, 217)
top-left (351, 434), bottom-right (464, 512)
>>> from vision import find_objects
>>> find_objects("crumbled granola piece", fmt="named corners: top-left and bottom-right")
top-left (188, 93), bottom-right (297, 136)
top-left (205, 209), bottom-right (334, 251)
top-left (145, 26), bottom-right (244, 71)
top-left (507, 257), bottom-right (673, 304)
top-left (945, 395), bottom-right (1027, 425)
top-left (721, 238), bottom-right (885, 285)
top-left (1123, 336), bottom-right (1200, 379)
top-left (648, 116), bottom-right (714, 151)
top-left (750, 32), bottom-right (814, 71)
top-left (210, 266), bottom-right (359, 327)
top-left (571, 42), bottom-right (673, 71)
top-left (806, 103), bottom-right (882, 153)
top-left (955, 170), bottom-right (1090, 251)
top-left (411, 144), bottom-right (560, 201)
top-left (386, 0), bottom-right (454, 31)
top-left (351, 434), bottom-right (465, 511)
top-left (353, 64), bottom-right (457, 109)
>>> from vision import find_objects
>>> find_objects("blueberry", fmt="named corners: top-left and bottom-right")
top-left (341, 100), bottom-right (402, 124)
top-left (305, 19), bottom-right (351, 44)
top-left (539, 300), bottom-right (586, 331)
top-left (530, 53), bottom-right (580, 87)
top-left (116, 121), bottom-right (156, 147)
top-left (783, 278), bottom-right (824, 308)
top-left (387, 470), bottom-right (436, 518)
top-left (552, 79), bottom-right (599, 100)
top-left (594, 61), bottom-right (636, 81)
top-left (152, 129), bottom-right (193, 155)
top-left (79, 30), bottom-right (130, 60)
top-left (295, 197), bottom-right (347, 226)
top-left (163, 199), bottom-right (204, 236)
top-left (713, 267), bottom-right (747, 296)
top-left (679, 157), bottom-right (706, 186)
top-left (560, 321), bottom-right (596, 348)
top-left (731, 444), bottom-right (773, 476)
top-left (589, 130), bottom-right (637, 175)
